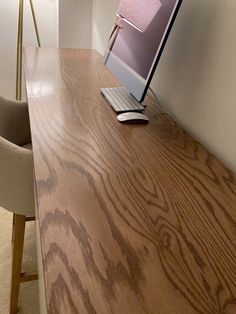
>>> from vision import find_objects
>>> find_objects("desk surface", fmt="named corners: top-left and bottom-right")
top-left (24, 48), bottom-right (236, 314)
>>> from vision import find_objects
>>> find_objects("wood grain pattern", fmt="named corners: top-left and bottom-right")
top-left (24, 48), bottom-right (236, 314)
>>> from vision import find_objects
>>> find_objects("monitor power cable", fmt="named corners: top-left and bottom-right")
top-left (148, 87), bottom-right (176, 122)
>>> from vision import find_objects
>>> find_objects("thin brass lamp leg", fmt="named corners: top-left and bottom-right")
top-left (29, 0), bottom-right (41, 47)
top-left (16, 0), bottom-right (24, 101)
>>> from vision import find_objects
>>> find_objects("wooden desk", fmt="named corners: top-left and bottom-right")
top-left (24, 48), bottom-right (236, 314)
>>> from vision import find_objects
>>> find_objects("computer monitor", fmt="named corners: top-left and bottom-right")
top-left (103, 0), bottom-right (183, 103)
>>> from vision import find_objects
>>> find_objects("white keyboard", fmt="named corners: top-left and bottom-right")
top-left (101, 87), bottom-right (145, 113)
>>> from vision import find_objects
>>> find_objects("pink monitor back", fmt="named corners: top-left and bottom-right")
top-left (118, 0), bottom-right (162, 32)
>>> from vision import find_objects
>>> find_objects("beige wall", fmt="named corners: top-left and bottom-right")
top-left (91, 0), bottom-right (236, 174)
top-left (59, 0), bottom-right (92, 48)
top-left (0, 0), bottom-right (58, 98)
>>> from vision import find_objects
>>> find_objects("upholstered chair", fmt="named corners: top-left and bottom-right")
top-left (0, 94), bottom-right (37, 314)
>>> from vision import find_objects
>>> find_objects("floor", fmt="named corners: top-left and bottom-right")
top-left (0, 207), bottom-right (39, 313)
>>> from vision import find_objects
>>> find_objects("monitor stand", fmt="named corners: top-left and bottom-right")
top-left (101, 87), bottom-right (145, 113)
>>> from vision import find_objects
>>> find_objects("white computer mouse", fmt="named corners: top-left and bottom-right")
top-left (117, 112), bottom-right (149, 123)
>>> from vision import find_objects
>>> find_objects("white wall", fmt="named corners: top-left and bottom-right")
top-left (59, 0), bottom-right (92, 48)
top-left (91, 0), bottom-right (236, 174)
top-left (0, 0), bottom-right (58, 98)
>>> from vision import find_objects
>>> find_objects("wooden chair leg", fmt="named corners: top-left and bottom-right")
top-left (12, 215), bottom-right (35, 244)
top-left (11, 214), bottom-right (16, 244)
top-left (10, 214), bottom-right (26, 314)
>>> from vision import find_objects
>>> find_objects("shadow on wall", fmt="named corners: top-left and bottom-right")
top-left (152, 0), bottom-right (222, 107)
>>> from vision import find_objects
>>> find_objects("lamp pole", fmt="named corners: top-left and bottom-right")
top-left (16, 0), bottom-right (41, 101)
top-left (29, 0), bottom-right (41, 47)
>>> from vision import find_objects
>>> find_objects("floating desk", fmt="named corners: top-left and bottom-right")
top-left (24, 48), bottom-right (236, 314)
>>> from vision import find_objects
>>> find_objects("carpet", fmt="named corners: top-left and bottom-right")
top-left (0, 207), bottom-right (39, 313)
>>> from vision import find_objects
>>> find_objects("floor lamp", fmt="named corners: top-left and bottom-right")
top-left (16, 0), bottom-right (41, 100)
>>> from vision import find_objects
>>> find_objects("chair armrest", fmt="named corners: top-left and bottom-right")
top-left (0, 137), bottom-right (34, 216)
top-left (0, 94), bottom-right (31, 146)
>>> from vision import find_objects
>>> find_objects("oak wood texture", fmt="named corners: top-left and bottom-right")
top-left (24, 48), bottom-right (236, 314)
